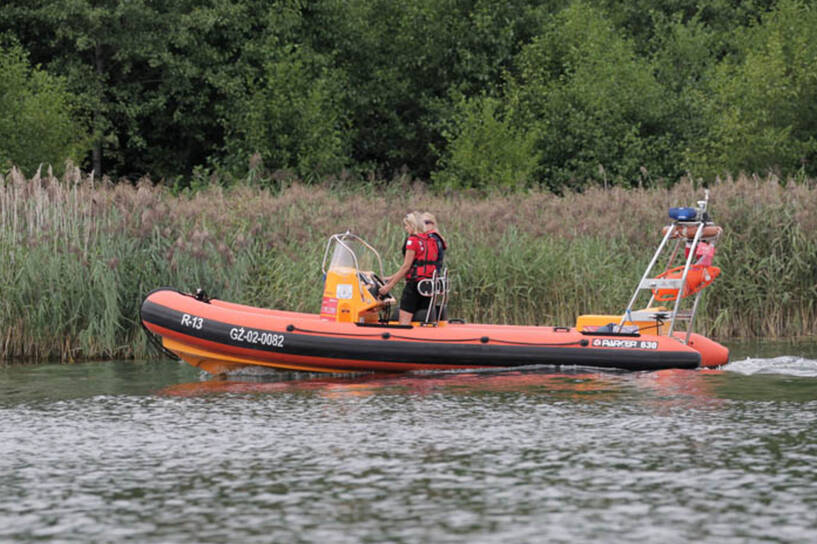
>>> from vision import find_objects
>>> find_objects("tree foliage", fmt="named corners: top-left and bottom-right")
top-left (684, 0), bottom-right (817, 179)
top-left (432, 95), bottom-right (539, 189)
top-left (507, 2), bottom-right (680, 190)
top-left (0, 42), bottom-right (87, 174)
top-left (1, 0), bottom-right (816, 188)
top-left (237, 46), bottom-right (350, 179)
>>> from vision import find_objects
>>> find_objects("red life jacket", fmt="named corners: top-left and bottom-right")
top-left (427, 231), bottom-right (446, 268)
top-left (405, 233), bottom-right (440, 281)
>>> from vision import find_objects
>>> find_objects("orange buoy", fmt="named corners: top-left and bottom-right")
top-left (653, 265), bottom-right (721, 301)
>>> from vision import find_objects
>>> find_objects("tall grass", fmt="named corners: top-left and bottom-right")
top-left (2, 166), bottom-right (816, 362)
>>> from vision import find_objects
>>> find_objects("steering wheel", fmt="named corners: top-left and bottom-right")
top-left (369, 273), bottom-right (393, 301)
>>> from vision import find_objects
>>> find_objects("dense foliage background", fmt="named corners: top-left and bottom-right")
top-left (2, 0), bottom-right (816, 188)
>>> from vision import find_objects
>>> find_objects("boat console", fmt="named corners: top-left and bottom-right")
top-left (319, 231), bottom-right (452, 326)
top-left (320, 232), bottom-right (394, 323)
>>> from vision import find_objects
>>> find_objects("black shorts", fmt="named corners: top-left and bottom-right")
top-left (399, 281), bottom-right (430, 314)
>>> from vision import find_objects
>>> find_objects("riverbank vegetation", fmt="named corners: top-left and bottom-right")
top-left (2, 0), bottom-right (817, 188)
top-left (2, 168), bottom-right (816, 361)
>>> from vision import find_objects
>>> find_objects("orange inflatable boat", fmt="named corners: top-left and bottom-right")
top-left (141, 194), bottom-right (729, 375)
top-left (140, 287), bottom-right (729, 374)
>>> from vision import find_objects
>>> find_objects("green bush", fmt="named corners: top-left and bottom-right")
top-left (507, 1), bottom-right (676, 191)
top-left (0, 43), bottom-right (87, 174)
top-left (685, 0), bottom-right (817, 179)
top-left (223, 43), bottom-right (351, 181)
top-left (431, 95), bottom-right (539, 189)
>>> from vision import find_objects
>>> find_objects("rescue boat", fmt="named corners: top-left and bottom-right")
top-left (140, 193), bottom-right (729, 375)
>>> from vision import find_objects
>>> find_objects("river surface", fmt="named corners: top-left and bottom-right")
top-left (2, 341), bottom-right (817, 543)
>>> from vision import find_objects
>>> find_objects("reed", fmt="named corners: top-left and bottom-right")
top-left (2, 166), bottom-right (816, 362)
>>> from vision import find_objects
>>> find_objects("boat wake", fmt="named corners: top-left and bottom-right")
top-left (723, 356), bottom-right (817, 378)
top-left (215, 365), bottom-right (370, 381)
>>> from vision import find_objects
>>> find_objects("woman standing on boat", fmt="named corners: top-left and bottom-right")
top-left (379, 212), bottom-right (436, 324)
top-left (422, 212), bottom-right (447, 270)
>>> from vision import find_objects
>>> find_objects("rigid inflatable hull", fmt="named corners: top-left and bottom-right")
top-left (140, 289), bottom-right (720, 374)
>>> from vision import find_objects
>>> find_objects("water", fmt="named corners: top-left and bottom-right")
top-left (2, 341), bottom-right (817, 543)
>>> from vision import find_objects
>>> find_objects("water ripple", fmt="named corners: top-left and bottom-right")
top-left (1, 361), bottom-right (817, 543)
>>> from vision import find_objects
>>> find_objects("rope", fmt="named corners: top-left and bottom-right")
top-left (140, 321), bottom-right (180, 361)
top-left (286, 325), bottom-right (385, 338)
top-left (487, 338), bottom-right (588, 347)
top-left (286, 325), bottom-right (588, 347)
top-left (390, 334), bottom-right (486, 343)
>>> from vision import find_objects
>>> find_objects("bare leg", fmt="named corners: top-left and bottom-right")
top-left (398, 309), bottom-right (413, 325)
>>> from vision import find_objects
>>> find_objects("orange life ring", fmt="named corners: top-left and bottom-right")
top-left (653, 265), bottom-right (721, 301)
top-left (662, 225), bottom-right (722, 240)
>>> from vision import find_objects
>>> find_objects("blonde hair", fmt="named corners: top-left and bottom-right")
top-left (421, 212), bottom-right (438, 232)
top-left (403, 211), bottom-right (424, 234)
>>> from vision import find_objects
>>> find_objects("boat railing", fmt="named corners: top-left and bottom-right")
top-left (416, 267), bottom-right (450, 325)
top-left (619, 190), bottom-right (722, 344)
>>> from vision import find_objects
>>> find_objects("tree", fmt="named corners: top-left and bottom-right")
top-left (431, 95), bottom-right (539, 189)
top-left (223, 43), bottom-right (352, 179)
top-left (507, 1), bottom-right (676, 190)
top-left (304, 0), bottom-right (552, 178)
top-left (1, 0), bottom-right (272, 179)
top-left (685, 0), bottom-right (817, 179)
top-left (0, 42), bottom-right (87, 174)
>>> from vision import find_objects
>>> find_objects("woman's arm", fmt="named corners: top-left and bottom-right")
top-left (379, 249), bottom-right (415, 295)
